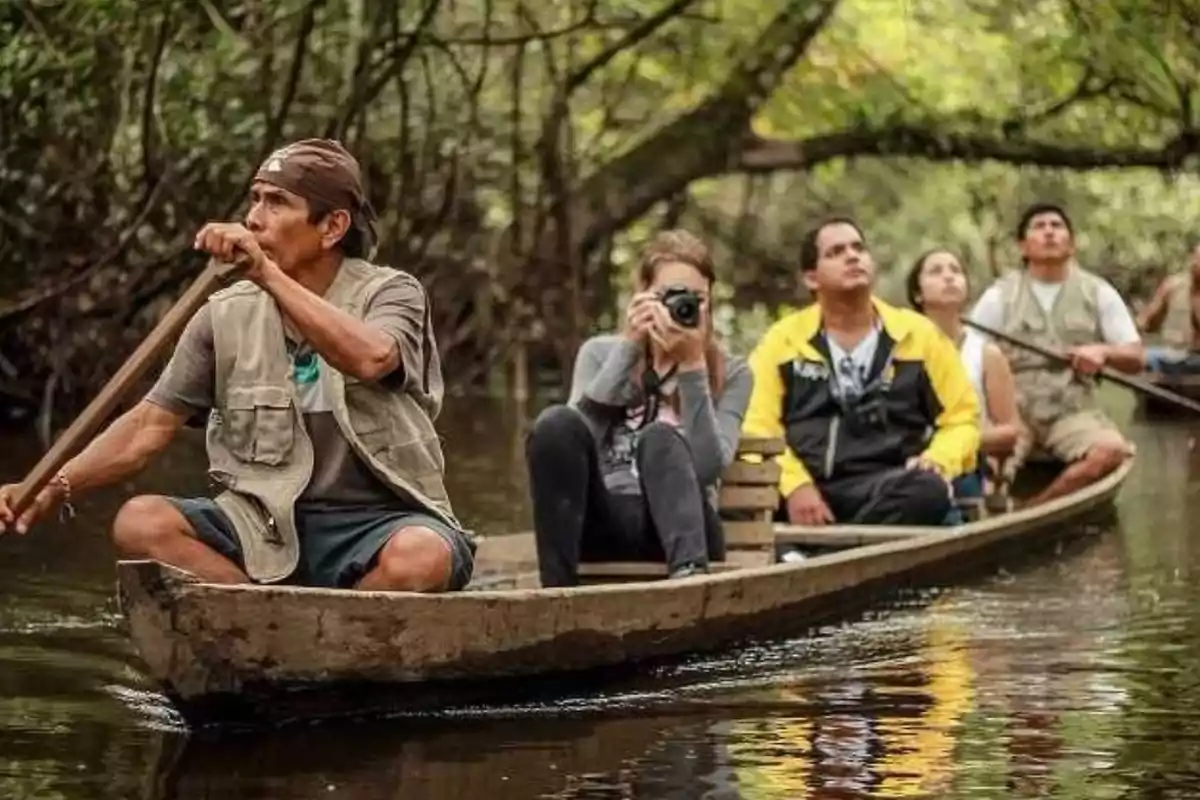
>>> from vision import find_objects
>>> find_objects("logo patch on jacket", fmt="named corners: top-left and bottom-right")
top-left (795, 359), bottom-right (829, 381)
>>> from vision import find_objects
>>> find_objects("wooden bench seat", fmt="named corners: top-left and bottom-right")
top-left (578, 437), bottom-right (783, 583)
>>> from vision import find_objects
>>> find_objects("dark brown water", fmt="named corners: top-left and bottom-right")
top-left (3, 395), bottom-right (1200, 799)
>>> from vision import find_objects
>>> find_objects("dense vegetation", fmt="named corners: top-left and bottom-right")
top-left (3, 0), bottom-right (1200, 416)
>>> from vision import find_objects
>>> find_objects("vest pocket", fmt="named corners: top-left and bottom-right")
top-left (1060, 310), bottom-right (1097, 344)
top-left (224, 386), bottom-right (295, 465)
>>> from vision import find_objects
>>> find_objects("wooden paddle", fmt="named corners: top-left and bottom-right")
top-left (962, 317), bottom-right (1200, 416)
top-left (8, 257), bottom-right (246, 517)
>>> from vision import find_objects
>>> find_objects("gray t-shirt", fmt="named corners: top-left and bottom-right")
top-left (146, 275), bottom-right (430, 508)
top-left (567, 335), bottom-right (754, 495)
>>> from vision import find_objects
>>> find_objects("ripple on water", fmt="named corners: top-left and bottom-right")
top-left (9, 420), bottom-right (1200, 798)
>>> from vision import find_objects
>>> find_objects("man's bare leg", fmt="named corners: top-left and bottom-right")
top-left (1024, 444), bottom-right (1128, 507)
top-left (355, 525), bottom-right (453, 592)
top-left (111, 495), bottom-right (250, 584)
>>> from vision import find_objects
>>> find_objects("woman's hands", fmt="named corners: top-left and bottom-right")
top-left (623, 292), bottom-right (707, 370)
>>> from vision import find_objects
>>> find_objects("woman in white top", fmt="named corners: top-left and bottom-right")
top-left (907, 249), bottom-right (1022, 496)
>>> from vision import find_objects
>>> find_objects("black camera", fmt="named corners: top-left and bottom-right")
top-left (843, 390), bottom-right (889, 433)
top-left (837, 374), bottom-right (890, 434)
top-left (660, 285), bottom-right (702, 329)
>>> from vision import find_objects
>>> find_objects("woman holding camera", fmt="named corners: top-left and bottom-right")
top-left (525, 229), bottom-right (753, 587)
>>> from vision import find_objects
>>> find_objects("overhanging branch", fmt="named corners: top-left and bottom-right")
top-left (734, 125), bottom-right (1197, 173)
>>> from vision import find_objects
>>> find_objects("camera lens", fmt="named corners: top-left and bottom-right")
top-left (661, 287), bottom-right (701, 329)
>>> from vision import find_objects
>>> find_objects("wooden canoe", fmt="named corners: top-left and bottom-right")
top-left (1138, 372), bottom-right (1200, 415)
top-left (116, 456), bottom-right (1133, 725)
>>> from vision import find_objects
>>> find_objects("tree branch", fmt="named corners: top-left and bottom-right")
top-left (329, 0), bottom-right (441, 139)
top-left (140, 9), bottom-right (172, 187)
top-left (425, 3), bottom-right (617, 47)
top-left (258, 0), bottom-right (322, 165)
top-left (735, 125), bottom-right (1194, 174)
top-left (564, 0), bottom-right (697, 95)
top-left (563, 0), bottom-right (842, 256)
top-left (1008, 66), bottom-right (1117, 131)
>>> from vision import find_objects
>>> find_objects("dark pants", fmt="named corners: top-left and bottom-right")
top-left (824, 467), bottom-right (951, 525)
top-left (526, 405), bottom-right (721, 588)
top-left (777, 467), bottom-right (950, 527)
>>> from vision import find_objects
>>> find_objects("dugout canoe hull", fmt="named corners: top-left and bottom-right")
top-left (1137, 372), bottom-right (1200, 416)
top-left (116, 458), bottom-right (1132, 725)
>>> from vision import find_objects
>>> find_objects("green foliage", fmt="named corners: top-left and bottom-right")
top-left (1, 0), bottom-right (1199, 403)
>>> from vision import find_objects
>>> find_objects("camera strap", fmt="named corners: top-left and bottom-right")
top-left (637, 344), bottom-right (679, 431)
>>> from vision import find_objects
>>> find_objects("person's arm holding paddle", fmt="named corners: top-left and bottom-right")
top-left (0, 304), bottom-right (216, 535)
top-left (1135, 275), bottom-right (1175, 335)
top-left (193, 222), bottom-right (402, 383)
top-left (1065, 285), bottom-right (1146, 377)
top-left (0, 403), bottom-right (187, 534)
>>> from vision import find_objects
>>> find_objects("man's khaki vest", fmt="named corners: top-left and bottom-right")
top-left (996, 263), bottom-right (1102, 427)
top-left (205, 258), bottom-right (459, 583)
top-left (1160, 271), bottom-right (1194, 348)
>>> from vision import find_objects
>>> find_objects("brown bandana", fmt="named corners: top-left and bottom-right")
top-left (254, 138), bottom-right (377, 252)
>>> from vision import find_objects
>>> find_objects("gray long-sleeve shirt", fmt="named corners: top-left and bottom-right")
top-left (567, 334), bottom-right (753, 494)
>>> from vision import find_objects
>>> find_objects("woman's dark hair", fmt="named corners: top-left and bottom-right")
top-left (799, 217), bottom-right (866, 272)
top-left (906, 248), bottom-right (967, 311)
top-left (1016, 202), bottom-right (1073, 241)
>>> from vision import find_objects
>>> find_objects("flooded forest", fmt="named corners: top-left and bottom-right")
top-left (8, 2), bottom-right (1200, 798)
top-left (3, 0), bottom-right (1200, 424)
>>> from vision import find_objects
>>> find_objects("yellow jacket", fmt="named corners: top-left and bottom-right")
top-left (743, 298), bottom-right (980, 498)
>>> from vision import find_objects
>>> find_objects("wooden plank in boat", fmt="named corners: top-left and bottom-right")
top-left (575, 521), bottom-right (774, 582)
top-left (723, 519), bottom-right (774, 548)
top-left (578, 561), bottom-right (746, 578)
top-left (718, 485), bottom-right (779, 511)
top-left (721, 461), bottom-right (781, 485)
top-left (774, 523), bottom-right (928, 547)
top-left (735, 437), bottom-right (786, 457)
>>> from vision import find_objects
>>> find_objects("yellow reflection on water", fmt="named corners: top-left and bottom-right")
top-left (726, 596), bottom-right (975, 798)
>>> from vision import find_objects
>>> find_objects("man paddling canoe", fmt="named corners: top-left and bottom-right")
top-left (1136, 240), bottom-right (1200, 376)
top-left (0, 138), bottom-right (475, 592)
top-left (968, 203), bottom-right (1144, 506)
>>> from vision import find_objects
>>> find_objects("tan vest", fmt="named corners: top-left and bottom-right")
top-left (1161, 271), bottom-right (1194, 348)
top-left (205, 258), bottom-right (459, 582)
top-left (996, 264), bottom-right (1102, 427)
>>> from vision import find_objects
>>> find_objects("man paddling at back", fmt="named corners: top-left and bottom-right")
top-left (1136, 240), bottom-right (1200, 376)
top-left (968, 203), bottom-right (1143, 506)
top-left (742, 217), bottom-right (980, 529)
top-left (0, 138), bottom-right (475, 592)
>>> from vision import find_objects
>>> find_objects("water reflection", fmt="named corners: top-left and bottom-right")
top-left (5, 401), bottom-right (1200, 798)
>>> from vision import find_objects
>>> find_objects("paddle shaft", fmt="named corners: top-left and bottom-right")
top-left (10, 259), bottom-right (239, 516)
top-left (962, 318), bottom-right (1200, 416)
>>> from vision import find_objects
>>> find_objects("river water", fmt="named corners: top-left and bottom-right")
top-left (2, 393), bottom-right (1199, 799)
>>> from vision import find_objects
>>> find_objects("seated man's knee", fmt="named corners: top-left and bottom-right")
top-left (906, 469), bottom-right (953, 524)
top-left (111, 495), bottom-right (183, 556)
top-left (1082, 442), bottom-right (1128, 477)
top-left (372, 527), bottom-right (454, 592)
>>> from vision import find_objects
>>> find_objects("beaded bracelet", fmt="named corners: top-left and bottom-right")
top-left (52, 470), bottom-right (77, 521)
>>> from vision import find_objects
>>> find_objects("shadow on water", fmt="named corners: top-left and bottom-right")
top-left (6, 397), bottom-right (1200, 797)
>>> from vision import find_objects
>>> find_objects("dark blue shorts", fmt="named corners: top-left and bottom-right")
top-left (952, 470), bottom-right (985, 500)
top-left (167, 497), bottom-right (476, 590)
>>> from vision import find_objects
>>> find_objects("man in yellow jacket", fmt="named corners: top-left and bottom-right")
top-left (743, 217), bottom-right (980, 526)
